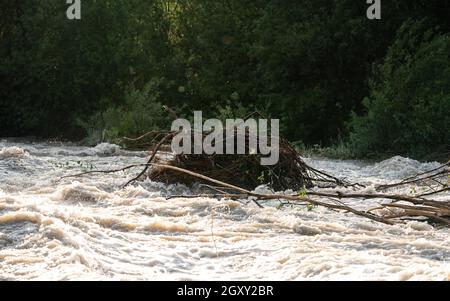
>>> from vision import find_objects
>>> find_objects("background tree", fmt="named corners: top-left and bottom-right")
top-left (1, 0), bottom-right (449, 160)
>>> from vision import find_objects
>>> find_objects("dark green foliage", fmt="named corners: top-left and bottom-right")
top-left (0, 0), bottom-right (171, 138)
top-left (1, 1), bottom-right (449, 160)
top-left (78, 79), bottom-right (171, 145)
top-left (350, 19), bottom-right (450, 160)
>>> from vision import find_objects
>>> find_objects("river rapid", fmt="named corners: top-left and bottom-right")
top-left (0, 139), bottom-right (449, 280)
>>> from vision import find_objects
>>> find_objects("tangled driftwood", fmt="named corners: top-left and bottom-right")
top-left (120, 111), bottom-right (345, 191)
top-left (62, 156), bottom-right (449, 226)
top-left (61, 109), bottom-right (450, 227)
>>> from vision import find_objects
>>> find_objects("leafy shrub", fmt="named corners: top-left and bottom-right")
top-left (79, 79), bottom-right (170, 145)
top-left (350, 19), bottom-right (450, 160)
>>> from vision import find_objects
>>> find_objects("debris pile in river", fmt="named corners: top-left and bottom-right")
top-left (120, 110), bottom-right (345, 191)
top-left (64, 156), bottom-right (450, 226)
top-left (63, 108), bottom-right (450, 227)
top-left (119, 120), bottom-right (450, 226)
top-left (147, 137), bottom-right (317, 191)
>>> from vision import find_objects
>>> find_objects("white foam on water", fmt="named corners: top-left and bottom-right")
top-left (0, 140), bottom-right (449, 280)
top-left (0, 147), bottom-right (29, 159)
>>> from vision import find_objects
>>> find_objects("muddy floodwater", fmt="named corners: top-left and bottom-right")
top-left (0, 140), bottom-right (449, 280)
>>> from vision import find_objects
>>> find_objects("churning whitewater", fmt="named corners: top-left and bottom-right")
top-left (0, 139), bottom-right (449, 280)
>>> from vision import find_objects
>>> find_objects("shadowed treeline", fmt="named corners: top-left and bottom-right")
top-left (1, 0), bottom-right (449, 160)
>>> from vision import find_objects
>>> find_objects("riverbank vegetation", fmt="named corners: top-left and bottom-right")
top-left (1, 1), bottom-right (449, 161)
